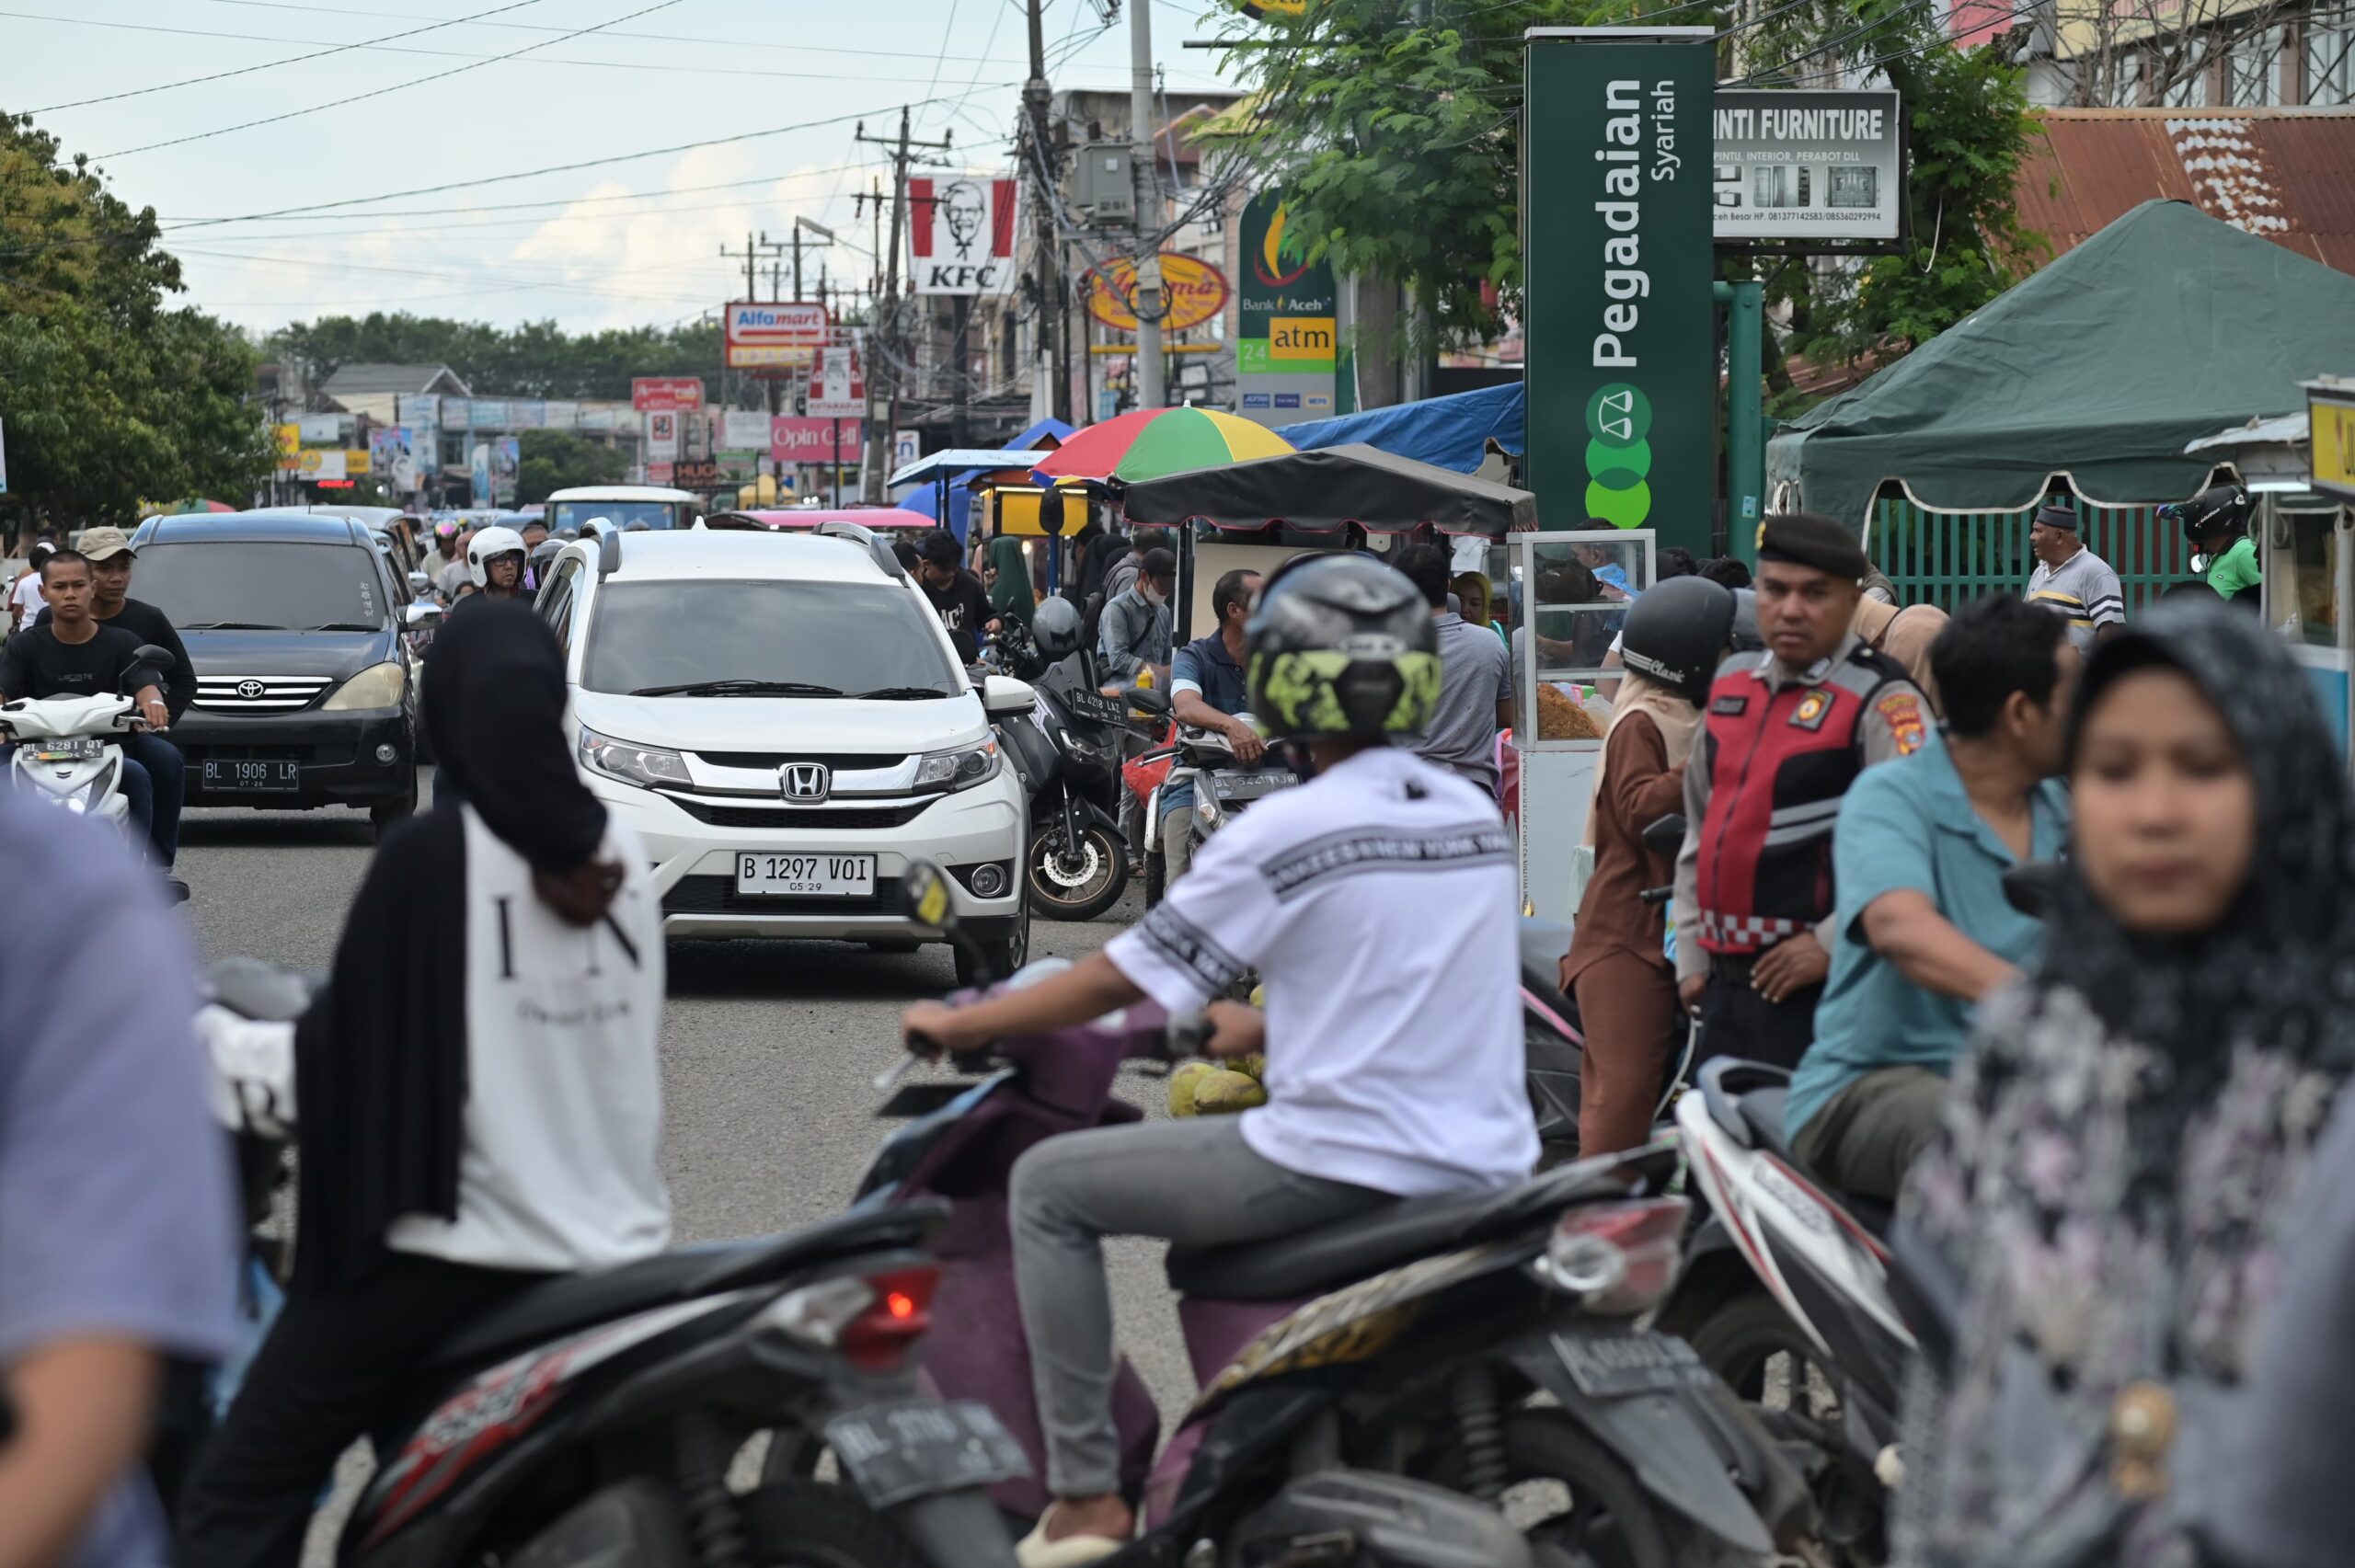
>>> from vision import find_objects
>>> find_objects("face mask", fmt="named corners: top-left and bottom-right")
top-left (1143, 582), bottom-right (1166, 607)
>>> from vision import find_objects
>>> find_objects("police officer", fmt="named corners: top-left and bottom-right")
top-left (1671, 513), bottom-right (1931, 1069)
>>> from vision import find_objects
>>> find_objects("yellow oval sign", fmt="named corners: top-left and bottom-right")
top-left (1086, 252), bottom-right (1232, 335)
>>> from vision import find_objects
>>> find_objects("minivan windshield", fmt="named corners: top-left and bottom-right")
top-left (550, 500), bottom-right (682, 532)
top-left (582, 579), bottom-right (961, 698)
top-left (135, 541), bottom-right (390, 632)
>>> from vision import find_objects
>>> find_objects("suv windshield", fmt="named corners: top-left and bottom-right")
top-left (551, 500), bottom-right (681, 532)
top-left (582, 579), bottom-right (960, 698)
top-left (135, 541), bottom-right (389, 631)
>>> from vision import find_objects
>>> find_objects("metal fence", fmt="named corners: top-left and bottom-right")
top-left (1867, 498), bottom-right (2198, 614)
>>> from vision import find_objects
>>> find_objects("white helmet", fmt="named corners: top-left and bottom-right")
top-left (466, 525), bottom-right (528, 588)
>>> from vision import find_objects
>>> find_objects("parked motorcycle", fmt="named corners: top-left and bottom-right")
top-left (809, 863), bottom-right (1817, 1567)
top-left (0, 642), bottom-right (175, 830)
top-left (198, 960), bottom-right (1025, 1568)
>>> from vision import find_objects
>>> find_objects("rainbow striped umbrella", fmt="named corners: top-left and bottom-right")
top-left (1033, 406), bottom-right (1293, 486)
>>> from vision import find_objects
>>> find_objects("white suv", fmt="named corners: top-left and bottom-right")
top-left (536, 524), bottom-right (1033, 979)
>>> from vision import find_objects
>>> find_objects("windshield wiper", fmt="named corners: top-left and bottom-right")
top-left (628, 680), bottom-right (845, 698)
top-left (849, 685), bottom-right (953, 701)
top-left (180, 621), bottom-right (287, 631)
top-left (305, 622), bottom-right (383, 632)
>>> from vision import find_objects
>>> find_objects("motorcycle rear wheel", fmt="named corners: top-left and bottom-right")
top-left (741, 1480), bottom-right (925, 1568)
top-left (1417, 1409), bottom-right (1674, 1568)
top-left (1028, 820), bottom-right (1129, 921)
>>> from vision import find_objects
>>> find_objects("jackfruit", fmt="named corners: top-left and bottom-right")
top-left (1166, 1060), bottom-right (1216, 1118)
top-left (1192, 1070), bottom-right (1269, 1115)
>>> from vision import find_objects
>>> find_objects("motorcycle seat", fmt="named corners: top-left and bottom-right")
top-left (418, 1200), bottom-right (948, 1372)
top-left (1165, 1158), bottom-right (1654, 1303)
top-left (1735, 1085), bottom-right (1894, 1238)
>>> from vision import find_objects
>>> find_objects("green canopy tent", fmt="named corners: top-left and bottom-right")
top-left (1768, 200), bottom-right (2355, 530)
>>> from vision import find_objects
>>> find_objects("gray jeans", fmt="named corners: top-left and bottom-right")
top-left (1160, 806), bottom-right (1195, 884)
top-left (1790, 1064), bottom-right (1947, 1202)
top-left (1010, 1116), bottom-right (1390, 1496)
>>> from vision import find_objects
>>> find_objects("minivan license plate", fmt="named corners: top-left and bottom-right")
top-left (202, 758), bottom-right (302, 792)
top-left (735, 853), bottom-right (876, 897)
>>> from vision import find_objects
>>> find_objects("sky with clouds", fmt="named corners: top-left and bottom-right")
top-left (1, 0), bottom-right (1233, 336)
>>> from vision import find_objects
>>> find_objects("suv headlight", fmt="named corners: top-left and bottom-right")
top-left (323, 661), bottom-right (408, 711)
top-left (913, 738), bottom-right (1000, 793)
top-left (580, 727), bottom-right (692, 790)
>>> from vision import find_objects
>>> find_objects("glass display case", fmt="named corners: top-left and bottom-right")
top-left (1510, 529), bottom-right (1657, 751)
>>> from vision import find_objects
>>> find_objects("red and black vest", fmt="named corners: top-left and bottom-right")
top-left (1694, 645), bottom-right (1911, 956)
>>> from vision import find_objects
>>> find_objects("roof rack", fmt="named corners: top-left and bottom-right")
top-left (814, 519), bottom-right (906, 581)
top-left (598, 528), bottom-right (623, 578)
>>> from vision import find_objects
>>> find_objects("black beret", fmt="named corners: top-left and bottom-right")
top-left (2034, 503), bottom-right (2081, 532)
top-left (1756, 511), bottom-right (1869, 580)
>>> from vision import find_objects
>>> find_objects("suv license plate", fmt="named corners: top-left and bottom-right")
top-left (202, 758), bottom-right (302, 792)
top-left (824, 1400), bottom-right (1029, 1508)
top-left (1552, 1329), bottom-right (1717, 1398)
top-left (735, 853), bottom-right (876, 897)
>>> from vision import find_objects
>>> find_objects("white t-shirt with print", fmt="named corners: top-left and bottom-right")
top-left (1107, 745), bottom-right (1538, 1196)
top-left (387, 808), bottom-right (671, 1273)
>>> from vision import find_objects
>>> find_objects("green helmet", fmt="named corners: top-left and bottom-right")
top-left (1244, 553), bottom-right (1440, 741)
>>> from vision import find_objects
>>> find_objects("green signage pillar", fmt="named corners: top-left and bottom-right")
top-left (1523, 27), bottom-right (1717, 559)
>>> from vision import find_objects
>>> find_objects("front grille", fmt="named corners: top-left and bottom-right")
top-left (196, 674), bottom-right (334, 712)
top-left (663, 874), bottom-right (904, 917)
top-left (185, 741), bottom-right (356, 767)
top-left (693, 751), bottom-right (908, 773)
top-left (663, 796), bottom-right (934, 830)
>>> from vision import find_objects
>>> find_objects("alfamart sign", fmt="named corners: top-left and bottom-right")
top-left (1523, 27), bottom-right (1714, 557)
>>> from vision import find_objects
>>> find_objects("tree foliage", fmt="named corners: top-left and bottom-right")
top-left (517, 429), bottom-right (628, 505)
top-left (267, 313), bottom-right (725, 402)
top-left (0, 113), bottom-right (274, 528)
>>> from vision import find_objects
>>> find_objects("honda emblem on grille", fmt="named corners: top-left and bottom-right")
top-left (781, 762), bottom-right (831, 803)
top-left (235, 679), bottom-right (267, 700)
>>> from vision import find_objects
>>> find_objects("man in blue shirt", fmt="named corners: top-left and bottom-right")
top-left (1164, 567), bottom-right (1262, 883)
top-left (1788, 594), bottom-right (2077, 1199)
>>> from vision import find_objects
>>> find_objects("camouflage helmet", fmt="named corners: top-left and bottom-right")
top-left (1244, 553), bottom-right (1440, 742)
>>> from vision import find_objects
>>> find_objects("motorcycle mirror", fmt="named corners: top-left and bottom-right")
top-left (131, 643), bottom-right (175, 671)
top-left (2001, 860), bottom-right (2062, 920)
top-left (408, 569), bottom-right (431, 596)
top-left (1640, 814), bottom-right (1689, 861)
top-left (901, 860), bottom-right (957, 933)
top-left (1127, 686), bottom-right (1172, 715)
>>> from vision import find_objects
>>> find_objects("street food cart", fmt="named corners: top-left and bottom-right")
top-left (1120, 443), bottom-right (1626, 919)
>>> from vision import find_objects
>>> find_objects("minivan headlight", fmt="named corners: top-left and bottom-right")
top-left (913, 738), bottom-right (999, 792)
top-left (323, 661), bottom-right (408, 711)
top-left (580, 727), bottom-right (693, 790)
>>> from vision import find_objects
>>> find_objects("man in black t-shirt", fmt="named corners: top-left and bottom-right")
top-left (915, 528), bottom-right (999, 663)
top-left (36, 527), bottom-right (191, 868)
top-left (1, 550), bottom-right (169, 852)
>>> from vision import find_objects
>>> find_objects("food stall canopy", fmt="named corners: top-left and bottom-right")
top-left (893, 418), bottom-right (1074, 541)
top-left (1273, 383), bottom-right (1526, 475)
top-left (1767, 200), bottom-right (2355, 528)
top-left (1120, 442), bottom-right (1537, 538)
top-left (887, 448), bottom-right (1060, 489)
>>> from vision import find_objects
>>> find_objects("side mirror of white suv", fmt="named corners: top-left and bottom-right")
top-left (982, 675), bottom-right (1036, 718)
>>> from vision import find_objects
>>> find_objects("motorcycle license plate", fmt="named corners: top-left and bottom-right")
top-left (735, 853), bottom-right (875, 897)
top-left (1209, 769), bottom-right (1298, 802)
top-left (823, 1400), bottom-right (1030, 1508)
top-left (1065, 688), bottom-right (1127, 726)
top-left (202, 757), bottom-right (302, 792)
top-left (1551, 1328), bottom-right (1717, 1398)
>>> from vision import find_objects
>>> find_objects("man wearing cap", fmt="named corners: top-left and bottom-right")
top-left (1672, 513), bottom-right (1931, 1070)
top-left (37, 528), bottom-right (194, 873)
top-left (2025, 502), bottom-right (2125, 648)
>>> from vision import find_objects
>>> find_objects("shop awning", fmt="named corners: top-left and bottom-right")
top-left (1120, 442), bottom-right (1537, 537)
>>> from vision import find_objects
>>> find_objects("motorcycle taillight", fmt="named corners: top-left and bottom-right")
top-left (840, 1265), bottom-right (941, 1371)
top-left (1538, 1197), bottom-right (1690, 1316)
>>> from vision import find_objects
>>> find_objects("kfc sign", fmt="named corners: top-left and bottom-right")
top-left (770, 418), bottom-right (864, 464)
top-left (910, 176), bottom-right (1018, 297)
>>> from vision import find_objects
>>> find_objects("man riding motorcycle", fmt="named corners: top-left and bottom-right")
top-left (902, 554), bottom-right (1536, 1568)
top-left (454, 525), bottom-right (529, 609)
top-left (178, 603), bottom-right (667, 1567)
top-left (2168, 481), bottom-right (2261, 603)
top-left (1163, 567), bottom-right (1264, 885)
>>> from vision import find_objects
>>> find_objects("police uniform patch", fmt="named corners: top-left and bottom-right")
top-left (1877, 691), bottom-right (1927, 756)
top-left (1788, 690), bottom-right (1832, 731)
top-left (1710, 694), bottom-right (1749, 716)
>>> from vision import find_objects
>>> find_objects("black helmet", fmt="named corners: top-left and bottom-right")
top-left (1619, 576), bottom-right (1737, 706)
top-left (1245, 554), bottom-right (1438, 741)
top-left (2167, 482), bottom-right (2250, 543)
top-left (1030, 595), bottom-right (1084, 659)
top-left (528, 539), bottom-right (564, 570)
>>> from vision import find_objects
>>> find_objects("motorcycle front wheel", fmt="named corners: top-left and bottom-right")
top-left (741, 1480), bottom-right (925, 1567)
top-left (1028, 819), bottom-right (1129, 921)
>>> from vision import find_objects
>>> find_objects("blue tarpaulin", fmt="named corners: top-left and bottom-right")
top-left (1273, 383), bottom-right (1523, 475)
top-left (897, 418), bottom-right (1076, 541)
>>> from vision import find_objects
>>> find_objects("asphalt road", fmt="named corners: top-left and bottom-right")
top-left (178, 778), bottom-right (1196, 1554)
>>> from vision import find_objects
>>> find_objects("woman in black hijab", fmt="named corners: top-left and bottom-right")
top-left (180, 602), bottom-right (670, 1568)
top-left (1891, 601), bottom-right (2355, 1568)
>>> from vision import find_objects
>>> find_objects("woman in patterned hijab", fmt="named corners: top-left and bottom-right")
top-left (1893, 599), bottom-right (2355, 1568)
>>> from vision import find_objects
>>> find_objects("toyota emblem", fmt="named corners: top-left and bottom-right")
top-left (781, 761), bottom-right (832, 803)
top-left (235, 679), bottom-right (267, 700)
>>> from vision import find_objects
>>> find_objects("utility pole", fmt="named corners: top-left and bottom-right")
top-left (856, 108), bottom-right (953, 502)
top-left (1024, 0), bottom-right (1064, 424)
top-left (1128, 0), bottom-right (1165, 412)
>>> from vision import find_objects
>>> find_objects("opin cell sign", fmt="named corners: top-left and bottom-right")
top-left (1523, 29), bottom-right (1715, 557)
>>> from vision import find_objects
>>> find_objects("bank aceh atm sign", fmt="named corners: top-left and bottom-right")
top-left (1523, 27), bottom-right (1714, 557)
